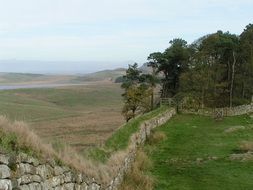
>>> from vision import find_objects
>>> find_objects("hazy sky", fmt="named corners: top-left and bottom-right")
top-left (0, 0), bottom-right (252, 73)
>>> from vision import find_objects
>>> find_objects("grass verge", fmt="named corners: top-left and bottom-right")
top-left (141, 113), bottom-right (253, 190)
top-left (105, 106), bottom-right (168, 151)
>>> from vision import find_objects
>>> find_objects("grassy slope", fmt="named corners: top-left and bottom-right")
top-left (0, 84), bottom-right (122, 121)
top-left (0, 89), bottom-right (73, 122)
top-left (145, 114), bottom-right (253, 190)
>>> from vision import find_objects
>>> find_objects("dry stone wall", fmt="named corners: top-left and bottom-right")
top-left (108, 109), bottom-right (176, 190)
top-left (0, 109), bottom-right (176, 190)
top-left (182, 103), bottom-right (253, 117)
top-left (0, 153), bottom-right (101, 190)
top-left (215, 103), bottom-right (253, 116)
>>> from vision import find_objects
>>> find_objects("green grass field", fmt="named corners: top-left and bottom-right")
top-left (0, 82), bottom-right (124, 151)
top-left (144, 114), bottom-right (253, 190)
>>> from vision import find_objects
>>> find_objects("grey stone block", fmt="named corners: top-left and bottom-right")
top-left (0, 179), bottom-right (12, 190)
top-left (0, 165), bottom-right (11, 179)
top-left (0, 155), bottom-right (9, 165)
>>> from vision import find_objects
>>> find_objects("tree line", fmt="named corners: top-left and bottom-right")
top-left (121, 24), bottom-right (253, 121)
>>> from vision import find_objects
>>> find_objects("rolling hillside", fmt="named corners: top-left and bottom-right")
top-left (0, 81), bottom-right (124, 152)
top-left (72, 68), bottom-right (126, 82)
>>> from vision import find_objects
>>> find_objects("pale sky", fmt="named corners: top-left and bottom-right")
top-left (0, 0), bottom-right (252, 73)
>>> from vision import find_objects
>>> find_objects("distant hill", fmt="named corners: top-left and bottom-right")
top-left (0, 73), bottom-right (45, 83)
top-left (73, 63), bottom-right (153, 83)
top-left (72, 68), bottom-right (126, 82)
top-left (0, 63), bottom-right (151, 85)
top-left (138, 63), bottom-right (152, 74)
top-left (0, 69), bottom-right (127, 85)
top-left (0, 73), bottom-right (46, 83)
top-left (0, 72), bottom-right (75, 85)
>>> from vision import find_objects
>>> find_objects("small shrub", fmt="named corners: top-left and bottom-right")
top-left (0, 131), bottom-right (18, 152)
top-left (0, 116), bottom-right (55, 158)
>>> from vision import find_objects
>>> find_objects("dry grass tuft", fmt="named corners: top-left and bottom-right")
top-left (239, 141), bottom-right (253, 152)
top-left (0, 115), bottom-right (55, 158)
top-left (148, 131), bottom-right (167, 145)
top-left (119, 150), bottom-right (154, 190)
top-left (230, 152), bottom-right (253, 161)
top-left (224, 126), bottom-right (245, 133)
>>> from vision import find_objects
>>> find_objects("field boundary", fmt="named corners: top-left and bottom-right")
top-left (181, 103), bottom-right (253, 117)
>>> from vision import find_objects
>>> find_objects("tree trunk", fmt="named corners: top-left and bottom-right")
top-left (151, 88), bottom-right (154, 110)
top-left (201, 87), bottom-right (205, 109)
top-left (227, 60), bottom-right (231, 81)
top-left (230, 51), bottom-right (236, 108)
top-left (242, 81), bottom-right (245, 98)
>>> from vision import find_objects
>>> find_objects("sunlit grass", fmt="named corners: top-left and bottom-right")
top-left (144, 114), bottom-right (253, 190)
